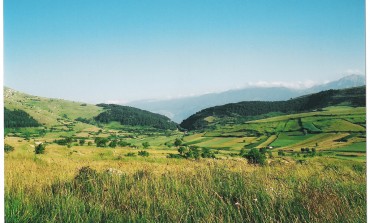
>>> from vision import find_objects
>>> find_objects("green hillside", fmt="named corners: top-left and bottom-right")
top-left (4, 87), bottom-right (179, 131)
top-left (182, 106), bottom-right (366, 159)
top-left (95, 104), bottom-right (178, 130)
top-left (180, 86), bottom-right (365, 130)
top-left (4, 87), bottom-right (103, 128)
top-left (4, 108), bottom-right (40, 128)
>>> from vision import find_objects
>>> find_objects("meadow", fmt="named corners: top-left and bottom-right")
top-left (4, 88), bottom-right (367, 222)
top-left (5, 141), bottom-right (366, 222)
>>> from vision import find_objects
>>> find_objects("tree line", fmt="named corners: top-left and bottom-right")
top-left (180, 86), bottom-right (366, 130)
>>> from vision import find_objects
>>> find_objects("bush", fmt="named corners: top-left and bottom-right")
top-left (118, 140), bottom-right (131, 147)
top-left (239, 148), bottom-right (248, 157)
top-left (243, 148), bottom-right (266, 165)
top-left (185, 147), bottom-right (200, 159)
top-left (174, 138), bottom-right (183, 147)
top-left (278, 150), bottom-right (285, 156)
top-left (109, 140), bottom-right (117, 148)
top-left (167, 154), bottom-right (183, 159)
top-left (125, 152), bottom-right (136, 157)
top-left (4, 144), bottom-right (14, 153)
top-left (35, 143), bottom-right (46, 154)
top-left (79, 139), bottom-right (85, 146)
top-left (95, 137), bottom-right (109, 147)
top-left (142, 142), bottom-right (150, 149)
top-left (138, 150), bottom-right (150, 157)
top-left (201, 148), bottom-right (215, 158)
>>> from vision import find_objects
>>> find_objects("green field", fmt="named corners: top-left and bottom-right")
top-left (4, 89), bottom-right (367, 222)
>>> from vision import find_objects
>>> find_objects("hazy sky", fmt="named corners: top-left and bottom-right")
top-left (4, 0), bottom-right (365, 103)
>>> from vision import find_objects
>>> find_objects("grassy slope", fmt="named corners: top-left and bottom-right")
top-left (5, 140), bottom-right (366, 222)
top-left (4, 87), bottom-right (102, 127)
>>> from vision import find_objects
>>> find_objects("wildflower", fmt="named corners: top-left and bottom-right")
top-left (253, 198), bottom-right (258, 202)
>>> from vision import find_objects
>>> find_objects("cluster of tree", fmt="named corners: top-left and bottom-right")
top-left (4, 144), bottom-right (14, 153)
top-left (54, 137), bottom-right (74, 146)
top-left (240, 148), bottom-right (272, 165)
top-left (138, 150), bottom-right (150, 157)
top-left (94, 137), bottom-right (135, 148)
top-left (168, 146), bottom-right (216, 159)
top-left (35, 143), bottom-right (46, 154)
top-left (75, 117), bottom-right (93, 124)
top-left (94, 104), bottom-right (178, 130)
top-left (180, 86), bottom-right (366, 130)
top-left (278, 148), bottom-right (317, 157)
top-left (4, 108), bottom-right (40, 128)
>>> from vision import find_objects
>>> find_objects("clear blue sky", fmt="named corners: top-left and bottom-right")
top-left (4, 0), bottom-right (365, 103)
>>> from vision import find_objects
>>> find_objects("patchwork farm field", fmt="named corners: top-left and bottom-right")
top-left (181, 106), bottom-right (366, 159)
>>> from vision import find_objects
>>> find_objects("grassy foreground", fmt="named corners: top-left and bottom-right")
top-left (5, 155), bottom-right (366, 222)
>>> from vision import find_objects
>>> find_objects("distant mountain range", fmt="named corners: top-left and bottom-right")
top-left (128, 74), bottom-right (366, 122)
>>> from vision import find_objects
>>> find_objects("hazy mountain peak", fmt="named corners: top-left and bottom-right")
top-left (128, 75), bottom-right (366, 122)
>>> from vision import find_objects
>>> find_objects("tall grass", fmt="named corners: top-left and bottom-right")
top-left (5, 158), bottom-right (366, 222)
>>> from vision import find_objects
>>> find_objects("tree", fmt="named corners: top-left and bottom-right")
top-left (95, 137), bottom-right (109, 147)
top-left (4, 144), bottom-right (14, 153)
top-left (138, 150), bottom-right (150, 157)
top-left (142, 142), bottom-right (150, 149)
top-left (244, 148), bottom-right (266, 165)
top-left (174, 138), bottom-right (183, 147)
top-left (35, 143), bottom-right (46, 154)
top-left (201, 148), bottom-right (215, 158)
top-left (239, 148), bottom-right (248, 157)
top-left (178, 146), bottom-right (186, 156)
top-left (79, 139), bottom-right (85, 146)
top-left (109, 140), bottom-right (117, 148)
top-left (185, 147), bottom-right (200, 159)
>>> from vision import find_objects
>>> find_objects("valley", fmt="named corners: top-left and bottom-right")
top-left (4, 86), bottom-right (366, 222)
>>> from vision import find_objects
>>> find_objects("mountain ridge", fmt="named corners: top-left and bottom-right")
top-left (179, 86), bottom-right (366, 130)
top-left (128, 74), bottom-right (366, 122)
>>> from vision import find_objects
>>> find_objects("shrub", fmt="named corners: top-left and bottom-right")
top-left (35, 143), bottom-right (46, 154)
top-left (118, 140), bottom-right (131, 147)
top-left (201, 148), bottom-right (215, 158)
top-left (142, 142), bottom-right (150, 149)
top-left (243, 148), bottom-right (266, 165)
top-left (4, 144), bottom-right (14, 153)
top-left (174, 138), bottom-right (183, 147)
top-left (244, 148), bottom-right (266, 165)
top-left (109, 140), bottom-right (117, 148)
top-left (167, 154), bottom-right (183, 159)
top-left (138, 150), bottom-right (150, 157)
top-left (79, 139), bottom-right (85, 146)
top-left (185, 147), bottom-right (200, 159)
top-left (178, 146), bottom-right (186, 155)
top-left (95, 137), bottom-right (109, 147)
top-left (125, 152), bottom-right (136, 157)
top-left (239, 148), bottom-right (248, 157)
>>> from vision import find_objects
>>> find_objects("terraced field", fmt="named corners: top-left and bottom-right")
top-left (182, 106), bottom-right (366, 160)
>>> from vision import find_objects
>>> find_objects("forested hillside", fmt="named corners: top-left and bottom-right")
top-left (94, 104), bottom-right (178, 130)
top-left (180, 86), bottom-right (365, 130)
top-left (5, 108), bottom-right (40, 128)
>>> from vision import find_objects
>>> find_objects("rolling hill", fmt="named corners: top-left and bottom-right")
top-left (4, 87), bottom-right (178, 131)
top-left (128, 74), bottom-right (365, 122)
top-left (180, 86), bottom-right (366, 130)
